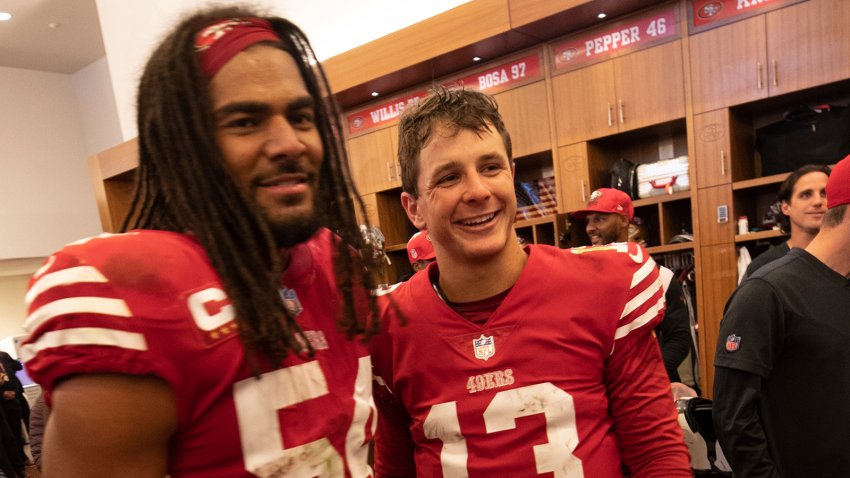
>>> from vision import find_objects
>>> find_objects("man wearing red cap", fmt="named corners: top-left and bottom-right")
top-left (21, 6), bottom-right (378, 477)
top-left (714, 154), bottom-right (850, 478)
top-left (406, 230), bottom-right (437, 272)
top-left (572, 188), bottom-right (692, 385)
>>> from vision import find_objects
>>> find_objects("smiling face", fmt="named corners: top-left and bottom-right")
top-left (401, 123), bottom-right (517, 266)
top-left (782, 171), bottom-right (829, 237)
top-left (585, 212), bottom-right (628, 245)
top-left (210, 45), bottom-right (324, 247)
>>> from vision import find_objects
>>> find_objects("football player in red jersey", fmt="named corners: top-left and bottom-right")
top-left (21, 6), bottom-right (379, 477)
top-left (370, 88), bottom-right (691, 477)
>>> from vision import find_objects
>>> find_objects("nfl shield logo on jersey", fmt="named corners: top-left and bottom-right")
top-left (279, 287), bottom-right (303, 317)
top-left (725, 334), bottom-right (741, 352)
top-left (473, 334), bottom-right (495, 361)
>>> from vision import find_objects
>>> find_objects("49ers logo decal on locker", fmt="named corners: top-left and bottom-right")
top-left (345, 53), bottom-right (541, 136)
top-left (551, 4), bottom-right (679, 73)
top-left (689, 0), bottom-right (807, 34)
top-left (697, 2), bottom-right (723, 19)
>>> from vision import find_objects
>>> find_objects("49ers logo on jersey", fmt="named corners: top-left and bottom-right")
top-left (467, 368), bottom-right (514, 394)
top-left (473, 334), bottom-right (495, 361)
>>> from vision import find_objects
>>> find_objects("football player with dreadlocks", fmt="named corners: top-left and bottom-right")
top-left (22, 6), bottom-right (379, 477)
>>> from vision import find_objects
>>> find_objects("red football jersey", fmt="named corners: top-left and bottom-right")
top-left (371, 242), bottom-right (690, 478)
top-left (22, 229), bottom-right (375, 477)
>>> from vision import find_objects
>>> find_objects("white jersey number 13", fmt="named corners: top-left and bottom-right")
top-left (423, 382), bottom-right (584, 477)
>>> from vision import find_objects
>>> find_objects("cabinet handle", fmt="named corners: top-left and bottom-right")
top-left (772, 60), bottom-right (778, 87)
top-left (618, 100), bottom-right (625, 124)
top-left (386, 162), bottom-right (393, 181)
top-left (720, 150), bottom-right (727, 177)
top-left (580, 180), bottom-right (587, 202)
top-left (757, 62), bottom-right (763, 89)
top-left (607, 103), bottom-right (613, 127)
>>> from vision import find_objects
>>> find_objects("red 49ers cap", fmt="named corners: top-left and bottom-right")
top-left (406, 230), bottom-right (436, 265)
top-left (570, 188), bottom-right (634, 220)
top-left (827, 154), bottom-right (850, 209)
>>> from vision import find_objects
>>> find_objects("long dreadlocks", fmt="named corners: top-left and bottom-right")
top-left (123, 6), bottom-right (380, 367)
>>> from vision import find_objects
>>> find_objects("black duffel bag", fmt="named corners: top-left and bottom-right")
top-left (755, 104), bottom-right (850, 175)
top-left (609, 158), bottom-right (638, 199)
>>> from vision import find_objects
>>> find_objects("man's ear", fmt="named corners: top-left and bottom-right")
top-left (401, 192), bottom-right (426, 230)
top-left (780, 200), bottom-right (791, 216)
top-left (618, 215), bottom-right (631, 240)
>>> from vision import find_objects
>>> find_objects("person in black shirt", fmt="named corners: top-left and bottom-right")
top-left (714, 154), bottom-right (850, 477)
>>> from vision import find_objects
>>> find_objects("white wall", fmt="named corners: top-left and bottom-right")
top-left (0, 65), bottom-right (111, 334)
top-left (0, 66), bottom-right (102, 261)
top-left (95, 0), bottom-right (195, 141)
top-left (71, 56), bottom-right (123, 157)
top-left (0, 275), bottom-right (30, 339)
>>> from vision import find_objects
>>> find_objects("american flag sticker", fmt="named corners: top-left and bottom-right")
top-left (725, 334), bottom-right (741, 352)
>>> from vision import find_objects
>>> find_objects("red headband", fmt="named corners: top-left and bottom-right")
top-left (195, 18), bottom-right (281, 78)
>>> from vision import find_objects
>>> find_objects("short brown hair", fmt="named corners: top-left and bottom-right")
top-left (822, 203), bottom-right (848, 228)
top-left (397, 87), bottom-right (512, 197)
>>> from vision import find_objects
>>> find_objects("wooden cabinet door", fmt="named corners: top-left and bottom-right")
top-left (494, 81), bottom-right (552, 158)
top-left (613, 40), bottom-right (685, 133)
top-left (355, 193), bottom-right (380, 228)
top-left (697, 185), bottom-right (735, 246)
top-left (348, 127), bottom-right (396, 195)
top-left (689, 15), bottom-right (768, 114)
top-left (388, 125), bottom-right (402, 190)
top-left (551, 61), bottom-right (617, 145)
top-left (766, 0), bottom-right (850, 96)
top-left (693, 110), bottom-right (732, 188)
top-left (696, 242), bottom-right (739, 398)
top-left (557, 143), bottom-right (592, 213)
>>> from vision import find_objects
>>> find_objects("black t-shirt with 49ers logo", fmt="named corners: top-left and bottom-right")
top-left (714, 248), bottom-right (850, 478)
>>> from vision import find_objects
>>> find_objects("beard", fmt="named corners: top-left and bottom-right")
top-left (264, 199), bottom-right (325, 248)
top-left (254, 162), bottom-right (326, 248)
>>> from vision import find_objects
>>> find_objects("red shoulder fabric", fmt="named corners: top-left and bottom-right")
top-left (370, 242), bottom-right (690, 477)
top-left (23, 229), bottom-right (376, 477)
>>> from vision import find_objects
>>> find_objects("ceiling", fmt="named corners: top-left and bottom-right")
top-left (0, 0), bottom-right (468, 75)
top-left (0, 0), bottom-right (105, 74)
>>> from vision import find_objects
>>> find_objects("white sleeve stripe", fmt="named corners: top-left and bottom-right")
top-left (658, 266), bottom-right (675, 293)
top-left (25, 297), bottom-right (131, 334)
top-left (372, 282), bottom-right (402, 296)
top-left (19, 327), bottom-right (147, 362)
top-left (374, 374), bottom-right (393, 394)
top-left (614, 295), bottom-right (665, 342)
top-left (619, 275), bottom-right (663, 320)
top-left (630, 257), bottom-right (656, 289)
top-left (33, 256), bottom-right (55, 281)
top-left (25, 266), bottom-right (109, 306)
